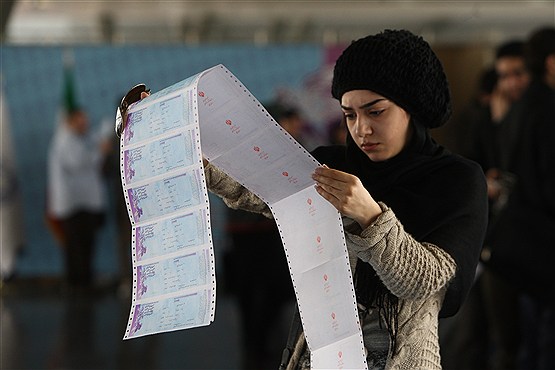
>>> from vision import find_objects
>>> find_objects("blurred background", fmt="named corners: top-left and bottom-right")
top-left (1, 1), bottom-right (554, 369)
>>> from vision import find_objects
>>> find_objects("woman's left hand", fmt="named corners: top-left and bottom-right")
top-left (312, 166), bottom-right (382, 229)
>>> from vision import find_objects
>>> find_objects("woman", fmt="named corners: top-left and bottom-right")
top-left (145, 29), bottom-right (488, 369)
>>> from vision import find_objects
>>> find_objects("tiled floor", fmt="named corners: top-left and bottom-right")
top-left (1, 279), bottom-right (254, 370)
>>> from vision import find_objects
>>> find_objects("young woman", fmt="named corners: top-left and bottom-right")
top-left (143, 29), bottom-right (488, 369)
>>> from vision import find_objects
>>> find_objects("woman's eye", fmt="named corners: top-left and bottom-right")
top-left (369, 109), bottom-right (385, 117)
top-left (343, 113), bottom-right (356, 120)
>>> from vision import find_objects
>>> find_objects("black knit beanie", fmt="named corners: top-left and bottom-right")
top-left (331, 29), bottom-right (452, 128)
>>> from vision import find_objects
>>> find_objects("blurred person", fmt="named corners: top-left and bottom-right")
top-left (222, 101), bottom-right (299, 369)
top-left (445, 40), bottom-right (530, 369)
top-left (483, 26), bottom-right (555, 370)
top-left (442, 41), bottom-right (531, 370)
top-left (471, 41), bottom-right (530, 173)
top-left (439, 66), bottom-right (498, 370)
top-left (1, 90), bottom-right (25, 283)
top-left (100, 103), bottom-right (133, 297)
top-left (198, 30), bottom-right (488, 369)
top-left (0, 164), bottom-right (24, 283)
top-left (326, 116), bottom-right (348, 145)
top-left (448, 67), bottom-right (497, 159)
top-left (490, 41), bottom-right (531, 123)
top-left (223, 207), bottom-right (293, 370)
top-left (47, 108), bottom-right (107, 290)
top-left (479, 41), bottom-right (530, 223)
top-left (266, 102), bottom-right (310, 146)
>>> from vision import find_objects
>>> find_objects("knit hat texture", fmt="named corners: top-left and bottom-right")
top-left (331, 29), bottom-right (452, 128)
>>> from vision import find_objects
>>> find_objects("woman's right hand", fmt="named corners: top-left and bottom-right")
top-left (312, 165), bottom-right (382, 229)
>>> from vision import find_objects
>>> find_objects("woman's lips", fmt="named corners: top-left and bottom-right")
top-left (361, 142), bottom-right (379, 151)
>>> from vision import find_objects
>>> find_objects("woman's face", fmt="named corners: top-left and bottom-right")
top-left (341, 90), bottom-right (413, 162)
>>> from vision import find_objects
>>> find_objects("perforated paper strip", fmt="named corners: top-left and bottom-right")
top-left (119, 65), bottom-right (367, 369)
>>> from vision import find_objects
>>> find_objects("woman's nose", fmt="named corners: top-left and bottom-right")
top-left (355, 117), bottom-right (372, 136)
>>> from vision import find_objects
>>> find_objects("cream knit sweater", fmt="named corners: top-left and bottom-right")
top-left (205, 164), bottom-right (457, 369)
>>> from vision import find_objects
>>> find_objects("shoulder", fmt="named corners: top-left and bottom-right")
top-left (416, 152), bottom-right (487, 209)
top-left (432, 152), bottom-right (485, 186)
top-left (446, 154), bottom-right (483, 177)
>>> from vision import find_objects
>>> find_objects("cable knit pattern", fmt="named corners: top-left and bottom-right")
top-left (345, 203), bottom-right (456, 369)
top-left (346, 203), bottom-right (456, 301)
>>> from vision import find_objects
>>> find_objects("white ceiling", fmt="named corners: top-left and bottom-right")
top-left (5, 0), bottom-right (555, 45)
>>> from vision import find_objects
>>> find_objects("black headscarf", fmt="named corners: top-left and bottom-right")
top-left (312, 120), bottom-right (488, 320)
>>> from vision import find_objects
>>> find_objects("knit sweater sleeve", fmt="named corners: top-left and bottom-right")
top-left (204, 163), bottom-right (272, 218)
top-left (346, 202), bottom-right (456, 301)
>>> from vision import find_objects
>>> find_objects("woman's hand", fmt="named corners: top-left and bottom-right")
top-left (312, 166), bottom-right (381, 229)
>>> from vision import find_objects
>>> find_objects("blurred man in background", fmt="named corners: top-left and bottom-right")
top-left (47, 108), bottom-right (107, 291)
top-left (222, 102), bottom-right (299, 369)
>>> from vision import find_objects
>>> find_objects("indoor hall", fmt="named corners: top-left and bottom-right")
top-left (2, 1), bottom-right (554, 369)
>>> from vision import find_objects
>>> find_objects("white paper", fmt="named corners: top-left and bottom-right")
top-left (119, 65), bottom-right (367, 368)
top-left (312, 334), bottom-right (368, 370)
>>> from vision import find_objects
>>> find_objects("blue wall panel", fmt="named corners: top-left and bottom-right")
top-left (2, 44), bottom-right (323, 278)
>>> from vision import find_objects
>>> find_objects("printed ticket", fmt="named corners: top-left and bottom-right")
top-left (123, 93), bottom-right (193, 146)
top-left (134, 208), bottom-right (209, 263)
top-left (123, 130), bottom-right (197, 184)
top-left (127, 290), bottom-right (212, 338)
top-left (135, 249), bottom-right (209, 300)
top-left (126, 170), bottom-right (203, 224)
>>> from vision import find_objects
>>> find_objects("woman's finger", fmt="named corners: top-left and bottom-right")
top-left (312, 167), bottom-right (349, 190)
top-left (315, 181), bottom-right (340, 199)
top-left (316, 166), bottom-right (353, 181)
top-left (315, 183), bottom-right (340, 207)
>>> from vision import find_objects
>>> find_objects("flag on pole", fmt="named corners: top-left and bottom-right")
top-left (61, 49), bottom-right (78, 113)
